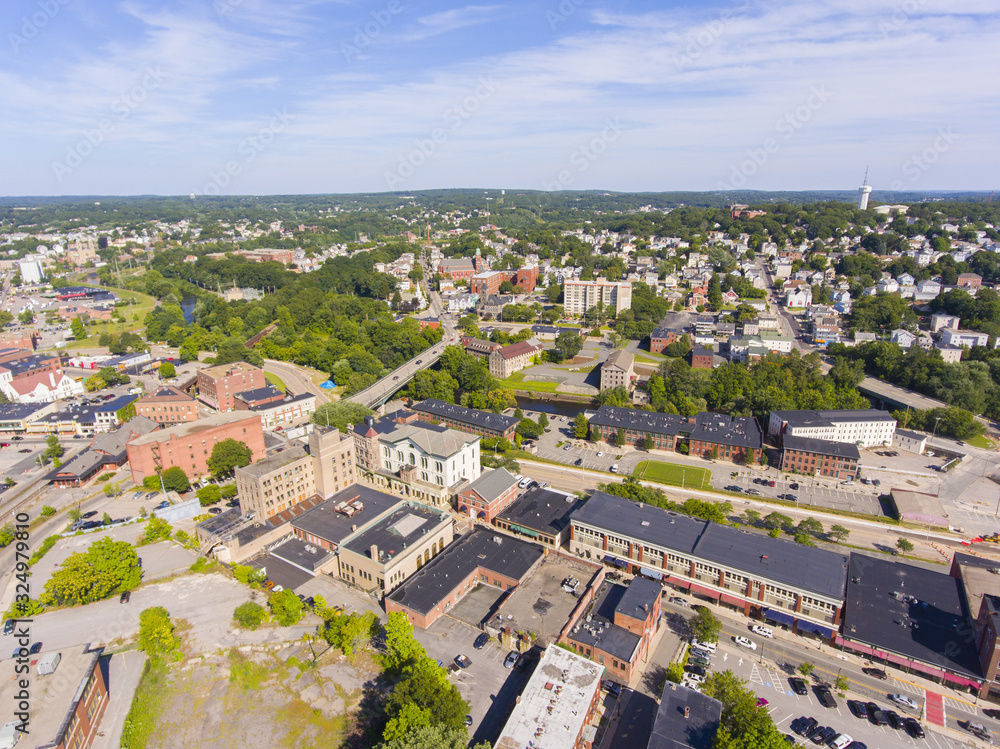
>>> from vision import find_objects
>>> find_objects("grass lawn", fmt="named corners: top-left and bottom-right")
top-left (264, 371), bottom-right (286, 392)
top-left (59, 284), bottom-right (159, 351)
top-left (632, 352), bottom-right (669, 365)
top-left (498, 372), bottom-right (562, 393)
top-left (634, 459), bottom-right (712, 490)
top-left (966, 434), bottom-right (997, 450)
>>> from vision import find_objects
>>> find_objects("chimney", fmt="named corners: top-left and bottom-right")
top-left (370, 544), bottom-right (379, 560)
top-left (684, 706), bottom-right (691, 719)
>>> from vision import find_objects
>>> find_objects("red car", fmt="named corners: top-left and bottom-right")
top-left (767, 480), bottom-right (776, 487)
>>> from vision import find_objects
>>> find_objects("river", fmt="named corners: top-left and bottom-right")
top-left (514, 395), bottom-right (594, 419)
top-left (180, 296), bottom-right (197, 324)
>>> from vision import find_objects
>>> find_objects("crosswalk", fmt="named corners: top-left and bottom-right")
top-left (944, 696), bottom-right (977, 715)
top-left (748, 663), bottom-right (793, 694)
top-left (890, 678), bottom-right (923, 694)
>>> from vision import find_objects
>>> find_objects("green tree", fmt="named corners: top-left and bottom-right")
top-left (376, 724), bottom-right (486, 749)
top-left (207, 439), bottom-right (253, 478)
top-left (322, 610), bottom-right (379, 657)
top-left (828, 524), bottom-right (850, 542)
top-left (196, 485), bottom-right (222, 506)
top-left (221, 483), bottom-right (237, 499)
top-left (795, 518), bottom-right (824, 538)
top-left (311, 401), bottom-right (374, 432)
top-left (138, 606), bottom-right (179, 661)
top-left (690, 607), bottom-right (722, 643)
top-left (615, 427), bottom-right (626, 447)
top-left (161, 466), bottom-right (190, 493)
top-left (896, 537), bottom-right (914, 553)
top-left (384, 657), bottom-right (470, 738)
top-left (701, 670), bottom-right (788, 749)
top-left (70, 316), bottom-right (86, 341)
top-left (140, 517), bottom-right (172, 545)
top-left (141, 475), bottom-right (161, 491)
top-left (40, 505), bottom-right (56, 517)
top-left (573, 413), bottom-right (590, 439)
top-left (798, 662), bottom-right (815, 677)
top-left (666, 661), bottom-right (685, 684)
top-left (233, 601), bottom-right (267, 630)
top-left (641, 435), bottom-right (655, 450)
top-left (382, 611), bottom-right (427, 676)
top-left (42, 538), bottom-right (142, 606)
top-left (538, 412), bottom-right (549, 430)
top-left (159, 361), bottom-right (176, 379)
top-left (761, 512), bottom-right (793, 531)
top-left (835, 674), bottom-right (849, 694)
top-left (268, 589), bottom-right (304, 626)
top-left (18, 309), bottom-right (34, 324)
top-left (42, 435), bottom-right (64, 463)
top-left (552, 330), bottom-right (584, 361)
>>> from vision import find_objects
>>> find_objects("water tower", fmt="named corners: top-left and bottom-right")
top-left (858, 167), bottom-right (872, 210)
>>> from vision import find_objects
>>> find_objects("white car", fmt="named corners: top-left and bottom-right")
top-left (733, 636), bottom-right (757, 651)
top-left (829, 734), bottom-right (853, 749)
top-left (517, 477), bottom-right (533, 489)
top-left (691, 639), bottom-right (717, 654)
top-left (610, 464), bottom-right (620, 473)
top-left (683, 671), bottom-right (705, 684)
top-left (750, 625), bottom-right (774, 638)
top-left (888, 694), bottom-right (919, 710)
top-left (597, 451), bottom-right (604, 457)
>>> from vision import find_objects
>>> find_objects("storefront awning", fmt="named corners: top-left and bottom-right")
top-left (639, 567), bottom-right (663, 581)
top-left (796, 619), bottom-right (836, 638)
top-left (763, 608), bottom-right (796, 627)
top-left (604, 555), bottom-right (628, 568)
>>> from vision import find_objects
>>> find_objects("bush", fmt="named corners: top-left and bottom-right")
top-left (196, 485), bottom-right (222, 506)
top-left (233, 601), bottom-right (267, 630)
top-left (138, 606), bottom-right (178, 660)
top-left (139, 517), bottom-right (172, 545)
top-left (268, 589), bottom-right (303, 626)
top-left (40, 506), bottom-right (56, 517)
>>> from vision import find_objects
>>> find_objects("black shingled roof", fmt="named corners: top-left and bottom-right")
top-left (497, 487), bottom-right (583, 537)
top-left (387, 529), bottom-right (544, 615)
top-left (782, 435), bottom-right (860, 460)
top-left (412, 399), bottom-right (518, 432)
top-left (689, 412), bottom-right (762, 449)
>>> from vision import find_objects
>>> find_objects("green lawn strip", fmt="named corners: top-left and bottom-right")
top-left (497, 373), bottom-right (561, 393)
top-left (965, 434), bottom-right (996, 450)
top-left (120, 658), bottom-right (169, 749)
top-left (634, 460), bottom-right (712, 490)
top-left (264, 371), bottom-right (286, 392)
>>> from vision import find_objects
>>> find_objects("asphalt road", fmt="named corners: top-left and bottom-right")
top-left (263, 358), bottom-right (330, 404)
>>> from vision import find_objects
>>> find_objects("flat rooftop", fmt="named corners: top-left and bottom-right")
top-left (495, 644), bottom-right (603, 749)
top-left (782, 435), bottom-right (861, 460)
top-left (387, 529), bottom-right (544, 616)
top-left (128, 410), bottom-right (259, 444)
top-left (569, 581), bottom-right (641, 663)
top-left (237, 445), bottom-right (309, 478)
top-left (772, 408), bottom-right (895, 428)
top-left (589, 405), bottom-right (691, 437)
top-left (412, 399), bottom-right (518, 433)
top-left (270, 535), bottom-right (333, 572)
top-left (0, 646), bottom-right (103, 748)
top-left (497, 487), bottom-right (582, 537)
top-left (342, 502), bottom-right (450, 563)
top-left (843, 552), bottom-right (982, 678)
top-left (291, 485), bottom-right (403, 546)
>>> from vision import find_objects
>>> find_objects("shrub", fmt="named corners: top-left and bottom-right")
top-left (233, 601), bottom-right (267, 630)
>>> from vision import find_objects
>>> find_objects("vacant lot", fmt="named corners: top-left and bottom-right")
top-left (634, 459), bottom-right (712, 490)
top-left (131, 643), bottom-right (371, 749)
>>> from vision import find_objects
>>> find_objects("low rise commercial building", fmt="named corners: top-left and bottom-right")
top-left (27, 394), bottom-right (138, 437)
top-left (135, 385), bottom-right (200, 425)
top-left (51, 416), bottom-right (159, 487)
top-left (411, 399), bottom-right (518, 441)
top-left (767, 408), bottom-right (896, 448)
top-left (234, 385), bottom-right (317, 429)
top-left (569, 491), bottom-right (848, 638)
top-left (0, 401), bottom-right (56, 433)
top-left (455, 467), bottom-right (519, 522)
top-left (688, 412), bottom-right (762, 463)
top-left (494, 644), bottom-right (603, 749)
top-left (494, 486), bottom-right (583, 548)
top-left (589, 405), bottom-right (689, 450)
top-left (779, 435), bottom-right (860, 480)
top-left (649, 327), bottom-right (681, 353)
top-left (126, 411), bottom-right (266, 483)
top-left (386, 528), bottom-right (545, 628)
top-left (463, 337), bottom-right (502, 359)
top-left (196, 361), bottom-right (266, 411)
top-left (893, 428), bottom-right (928, 454)
top-left (648, 682), bottom-right (722, 749)
top-left (0, 351), bottom-right (83, 403)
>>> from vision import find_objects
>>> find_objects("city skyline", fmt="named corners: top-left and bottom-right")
top-left (2, 0), bottom-right (998, 196)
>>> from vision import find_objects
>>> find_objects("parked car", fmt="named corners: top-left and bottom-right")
top-left (756, 697), bottom-right (769, 707)
top-left (610, 464), bottom-right (619, 473)
top-left (867, 704), bottom-right (889, 726)
top-left (884, 710), bottom-right (904, 730)
top-left (815, 686), bottom-right (837, 709)
top-left (601, 680), bottom-right (622, 697)
top-left (962, 721), bottom-right (992, 742)
top-left (733, 636), bottom-right (757, 650)
top-left (120, 591), bottom-right (131, 604)
top-left (789, 482), bottom-right (799, 490)
top-left (3, 620), bottom-right (15, 636)
top-left (793, 717), bottom-right (818, 737)
top-left (746, 488), bottom-right (761, 495)
top-left (503, 651), bottom-right (519, 669)
top-left (685, 664), bottom-right (706, 677)
top-left (155, 500), bottom-right (170, 510)
top-left (691, 639), bottom-right (717, 654)
top-left (789, 677), bottom-right (808, 695)
top-left (669, 596), bottom-right (689, 606)
top-left (810, 726), bottom-right (835, 744)
top-left (749, 624), bottom-right (773, 638)
top-left (28, 642), bottom-right (42, 655)
top-left (903, 718), bottom-right (924, 738)
top-left (464, 715), bottom-right (473, 727)
top-left (848, 700), bottom-right (868, 720)
top-left (454, 654), bottom-right (471, 668)
top-left (473, 633), bottom-right (490, 650)
top-left (688, 653), bottom-right (711, 668)
top-left (725, 485), bottom-right (743, 492)
top-left (829, 734), bottom-right (853, 749)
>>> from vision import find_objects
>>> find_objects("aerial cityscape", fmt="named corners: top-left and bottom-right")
top-left (2, 2), bottom-right (1000, 749)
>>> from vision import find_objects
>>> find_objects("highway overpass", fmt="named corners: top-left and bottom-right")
top-left (346, 344), bottom-right (449, 409)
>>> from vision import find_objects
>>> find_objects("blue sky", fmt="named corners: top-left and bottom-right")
top-left (2, 0), bottom-right (998, 196)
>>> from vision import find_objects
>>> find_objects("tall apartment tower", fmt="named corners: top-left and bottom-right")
top-left (858, 167), bottom-right (872, 210)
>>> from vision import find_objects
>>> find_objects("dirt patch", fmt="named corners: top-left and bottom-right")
top-left (146, 645), bottom-right (374, 749)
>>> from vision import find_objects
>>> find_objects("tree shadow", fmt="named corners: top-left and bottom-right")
top-left (664, 611), bottom-right (691, 637)
top-left (343, 673), bottom-right (390, 749)
top-left (642, 664), bottom-right (667, 695)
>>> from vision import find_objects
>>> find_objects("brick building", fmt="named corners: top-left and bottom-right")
top-left (135, 385), bottom-right (200, 424)
top-left (589, 405), bottom-right (689, 449)
top-left (469, 265), bottom-right (539, 297)
top-left (234, 385), bottom-right (317, 429)
top-left (126, 411), bottom-right (266, 483)
top-left (455, 467), bottom-right (519, 522)
top-left (196, 361), bottom-right (266, 412)
top-left (688, 412), bottom-right (762, 463)
top-left (779, 435), bottom-right (860, 480)
top-left (463, 337), bottom-right (502, 359)
top-left (494, 486), bottom-right (583, 548)
top-left (411, 398), bottom-right (518, 441)
top-left (488, 340), bottom-right (542, 379)
top-left (691, 347), bottom-right (715, 369)
top-left (437, 258), bottom-right (476, 280)
top-left (649, 327), bottom-right (680, 354)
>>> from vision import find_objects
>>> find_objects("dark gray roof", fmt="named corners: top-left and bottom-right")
top-left (342, 502), bottom-right (451, 563)
top-left (235, 384), bottom-right (283, 402)
top-left (412, 399), bottom-right (518, 432)
top-left (497, 487), bottom-right (583, 536)
top-left (569, 582), bottom-right (641, 663)
top-left (0, 354), bottom-right (59, 375)
top-left (771, 409), bottom-right (894, 429)
top-left (387, 529), bottom-right (544, 615)
top-left (291, 485), bottom-right (403, 545)
top-left (782, 435), bottom-right (861, 460)
top-left (244, 391), bottom-right (315, 412)
top-left (589, 406), bottom-right (692, 437)
top-left (572, 492), bottom-right (849, 600)
top-left (92, 416), bottom-right (159, 457)
top-left (689, 412), bottom-right (762, 450)
top-left (615, 575), bottom-right (662, 622)
top-left (462, 468), bottom-right (519, 504)
top-left (647, 682), bottom-right (723, 749)
top-left (651, 327), bottom-right (681, 339)
top-left (0, 402), bottom-right (49, 421)
top-left (271, 536), bottom-right (333, 572)
top-left (691, 347), bottom-right (714, 357)
top-left (843, 552), bottom-right (982, 678)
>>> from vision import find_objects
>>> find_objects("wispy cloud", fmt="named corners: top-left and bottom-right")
top-left (408, 5), bottom-right (504, 39)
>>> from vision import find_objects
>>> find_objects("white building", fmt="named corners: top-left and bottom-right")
top-left (768, 409), bottom-right (897, 448)
top-left (376, 422), bottom-right (481, 491)
top-left (931, 313), bottom-right (960, 332)
top-left (940, 328), bottom-right (990, 349)
top-left (563, 279), bottom-right (632, 316)
top-left (18, 255), bottom-right (45, 285)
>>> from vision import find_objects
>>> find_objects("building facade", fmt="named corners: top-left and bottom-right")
top-left (126, 411), bottom-right (266, 483)
top-left (135, 385), bottom-right (200, 424)
top-left (564, 279), bottom-right (633, 317)
top-left (779, 435), bottom-right (860, 480)
top-left (601, 349), bottom-right (635, 391)
top-left (768, 409), bottom-right (896, 448)
top-left (196, 362), bottom-right (267, 412)
top-left (411, 399), bottom-right (518, 441)
top-left (488, 340), bottom-right (542, 379)
top-left (455, 467), bottom-right (519, 522)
